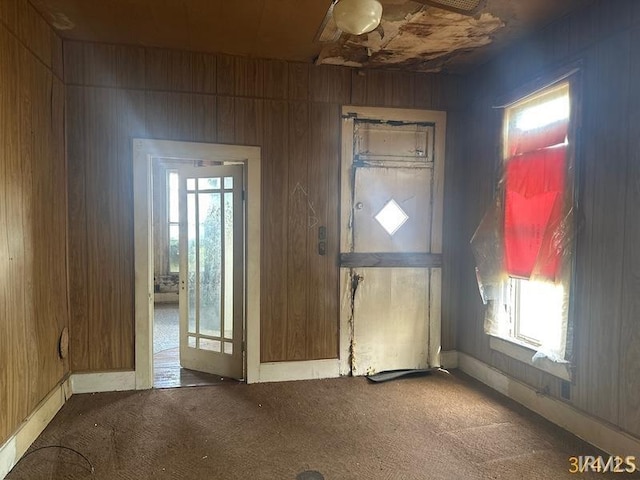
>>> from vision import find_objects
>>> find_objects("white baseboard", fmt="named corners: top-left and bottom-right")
top-left (255, 359), bottom-right (340, 383)
top-left (70, 371), bottom-right (136, 394)
top-left (0, 378), bottom-right (71, 479)
top-left (440, 350), bottom-right (459, 369)
top-left (457, 351), bottom-right (640, 457)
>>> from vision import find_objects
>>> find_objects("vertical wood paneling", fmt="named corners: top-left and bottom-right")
top-left (216, 54), bottom-right (235, 96)
top-left (286, 102), bottom-right (310, 360)
top-left (216, 95), bottom-right (235, 144)
top-left (63, 40), bottom-right (85, 85)
top-left (287, 62), bottom-right (309, 101)
top-left (116, 44), bottom-right (145, 89)
top-left (1, 28), bottom-right (26, 443)
top-left (441, 111), bottom-right (464, 351)
top-left (145, 47), bottom-right (193, 92)
top-left (17, 0), bottom-right (51, 67)
top-left (352, 70), bottom-right (416, 107)
top-left (350, 69), bottom-right (367, 105)
top-left (84, 88), bottom-right (117, 370)
top-left (145, 91), bottom-right (194, 141)
top-left (234, 56), bottom-right (264, 98)
top-left (66, 86), bottom-right (89, 371)
top-left (309, 64), bottom-right (351, 104)
top-left (84, 43), bottom-right (118, 87)
top-left (115, 89), bottom-right (145, 370)
top-left (619, 27), bottom-right (640, 438)
top-left (575, 31), bottom-right (629, 424)
top-left (192, 52), bottom-right (217, 94)
top-left (306, 103), bottom-right (340, 359)
top-left (234, 97), bottom-right (263, 145)
top-left (50, 29), bottom-right (62, 79)
top-left (0, 0), bottom-right (18, 33)
top-left (1, 10), bottom-right (68, 444)
top-left (414, 73), bottom-right (434, 109)
top-left (191, 94), bottom-right (217, 143)
top-left (260, 100), bottom-right (288, 362)
top-left (263, 59), bottom-right (288, 100)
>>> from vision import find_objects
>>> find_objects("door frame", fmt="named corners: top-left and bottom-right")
top-left (338, 106), bottom-right (447, 375)
top-left (132, 139), bottom-right (261, 388)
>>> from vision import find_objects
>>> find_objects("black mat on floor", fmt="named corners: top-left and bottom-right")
top-left (366, 368), bottom-right (433, 383)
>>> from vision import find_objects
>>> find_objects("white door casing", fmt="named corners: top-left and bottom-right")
top-left (133, 139), bottom-right (261, 388)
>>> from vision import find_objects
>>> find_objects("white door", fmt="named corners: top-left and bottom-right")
top-left (340, 109), bottom-right (445, 376)
top-left (178, 165), bottom-right (244, 379)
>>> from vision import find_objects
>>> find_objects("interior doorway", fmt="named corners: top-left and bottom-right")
top-left (133, 139), bottom-right (262, 390)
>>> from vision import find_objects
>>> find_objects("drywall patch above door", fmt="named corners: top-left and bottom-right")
top-left (317, 6), bottom-right (504, 72)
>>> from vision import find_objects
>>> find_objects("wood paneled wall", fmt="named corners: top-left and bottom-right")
top-left (448, 0), bottom-right (640, 438)
top-left (64, 41), bottom-right (465, 369)
top-left (0, 0), bottom-right (67, 445)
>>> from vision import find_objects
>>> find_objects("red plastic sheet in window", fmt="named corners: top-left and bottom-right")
top-left (504, 145), bottom-right (566, 279)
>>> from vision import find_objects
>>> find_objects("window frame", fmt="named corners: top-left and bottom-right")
top-left (487, 66), bottom-right (581, 381)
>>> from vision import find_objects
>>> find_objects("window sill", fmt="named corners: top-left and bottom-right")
top-left (489, 335), bottom-right (572, 381)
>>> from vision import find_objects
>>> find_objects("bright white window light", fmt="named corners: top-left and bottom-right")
top-left (374, 199), bottom-right (408, 235)
top-left (515, 96), bottom-right (570, 131)
top-left (516, 279), bottom-right (564, 348)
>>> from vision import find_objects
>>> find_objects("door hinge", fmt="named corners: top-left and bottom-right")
top-left (242, 190), bottom-right (246, 201)
top-left (241, 340), bottom-right (246, 352)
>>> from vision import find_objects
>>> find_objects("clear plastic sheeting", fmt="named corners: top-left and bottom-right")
top-left (470, 79), bottom-right (577, 365)
top-left (470, 193), bottom-right (506, 305)
top-left (470, 168), bottom-right (576, 362)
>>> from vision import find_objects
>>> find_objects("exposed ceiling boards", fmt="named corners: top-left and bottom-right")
top-left (31, 0), bottom-right (593, 73)
top-left (317, 5), bottom-right (505, 72)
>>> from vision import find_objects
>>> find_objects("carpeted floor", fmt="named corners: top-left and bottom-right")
top-left (153, 304), bottom-right (179, 354)
top-left (6, 371), bottom-right (632, 480)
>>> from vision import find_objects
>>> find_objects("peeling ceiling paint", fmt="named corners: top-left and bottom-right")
top-left (317, 6), bottom-right (504, 72)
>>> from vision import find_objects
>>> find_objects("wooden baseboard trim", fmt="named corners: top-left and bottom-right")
top-left (457, 352), bottom-right (640, 457)
top-left (70, 371), bottom-right (136, 394)
top-left (0, 378), bottom-right (71, 479)
top-left (256, 359), bottom-right (340, 383)
top-left (440, 350), bottom-right (459, 369)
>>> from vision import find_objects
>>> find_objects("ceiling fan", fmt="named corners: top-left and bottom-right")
top-left (317, 0), bottom-right (486, 40)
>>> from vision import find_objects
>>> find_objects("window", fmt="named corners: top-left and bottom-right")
top-left (168, 170), bottom-right (179, 273)
top-left (471, 76), bottom-right (577, 380)
top-left (502, 82), bottom-right (572, 359)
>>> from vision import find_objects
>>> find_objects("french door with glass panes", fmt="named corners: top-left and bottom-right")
top-left (178, 165), bottom-right (244, 379)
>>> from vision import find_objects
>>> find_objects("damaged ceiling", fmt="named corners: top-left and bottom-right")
top-left (31, 0), bottom-right (594, 73)
top-left (317, 4), bottom-right (505, 72)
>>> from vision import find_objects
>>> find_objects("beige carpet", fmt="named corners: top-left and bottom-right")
top-left (6, 371), bottom-right (631, 479)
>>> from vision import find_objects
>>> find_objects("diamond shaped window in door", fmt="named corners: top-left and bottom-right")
top-left (374, 199), bottom-right (408, 236)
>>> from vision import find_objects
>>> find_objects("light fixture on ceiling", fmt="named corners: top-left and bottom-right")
top-left (332, 0), bottom-right (383, 36)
